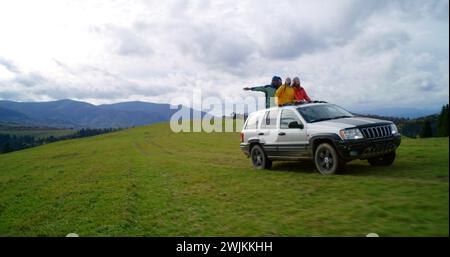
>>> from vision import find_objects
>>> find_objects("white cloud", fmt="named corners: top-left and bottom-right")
top-left (0, 0), bottom-right (448, 111)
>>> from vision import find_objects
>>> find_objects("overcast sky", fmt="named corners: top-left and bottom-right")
top-left (0, 0), bottom-right (448, 111)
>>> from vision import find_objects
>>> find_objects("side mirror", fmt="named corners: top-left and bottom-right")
top-left (288, 121), bottom-right (304, 129)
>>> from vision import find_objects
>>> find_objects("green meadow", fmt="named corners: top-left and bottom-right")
top-left (0, 122), bottom-right (448, 236)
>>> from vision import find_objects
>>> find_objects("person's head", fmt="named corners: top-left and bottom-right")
top-left (271, 76), bottom-right (278, 83)
top-left (284, 77), bottom-right (291, 86)
top-left (271, 76), bottom-right (282, 87)
top-left (293, 77), bottom-right (301, 87)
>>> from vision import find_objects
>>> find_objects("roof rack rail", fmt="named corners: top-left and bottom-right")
top-left (280, 100), bottom-right (327, 107)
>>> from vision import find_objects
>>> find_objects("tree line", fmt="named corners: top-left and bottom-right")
top-left (0, 128), bottom-right (120, 154)
top-left (364, 104), bottom-right (448, 138)
top-left (420, 104), bottom-right (448, 138)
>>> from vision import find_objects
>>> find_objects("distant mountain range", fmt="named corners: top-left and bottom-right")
top-left (0, 99), bottom-right (204, 128)
top-left (354, 107), bottom-right (440, 119)
top-left (0, 99), bottom-right (442, 128)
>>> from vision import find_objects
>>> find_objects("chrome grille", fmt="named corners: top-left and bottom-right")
top-left (361, 125), bottom-right (392, 139)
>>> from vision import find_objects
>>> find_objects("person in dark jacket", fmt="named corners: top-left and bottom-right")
top-left (243, 76), bottom-right (282, 108)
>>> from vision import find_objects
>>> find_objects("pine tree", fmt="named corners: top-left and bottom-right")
top-left (438, 104), bottom-right (449, 137)
top-left (420, 120), bottom-right (433, 138)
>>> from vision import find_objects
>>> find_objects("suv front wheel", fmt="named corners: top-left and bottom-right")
top-left (250, 145), bottom-right (272, 170)
top-left (314, 143), bottom-right (344, 175)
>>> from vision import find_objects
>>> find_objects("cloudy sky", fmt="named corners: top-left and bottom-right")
top-left (0, 0), bottom-right (448, 112)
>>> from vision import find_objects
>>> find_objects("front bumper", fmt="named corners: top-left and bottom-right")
top-left (335, 134), bottom-right (401, 160)
top-left (240, 143), bottom-right (250, 157)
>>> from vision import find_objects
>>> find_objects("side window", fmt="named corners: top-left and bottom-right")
top-left (245, 113), bottom-right (260, 129)
top-left (280, 109), bottom-right (301, 129)
top-left (261, 110), bottom-right (279, 129)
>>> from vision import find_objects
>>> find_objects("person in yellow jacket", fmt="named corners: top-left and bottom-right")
top-left (275, 77), bottom-right (295, 106)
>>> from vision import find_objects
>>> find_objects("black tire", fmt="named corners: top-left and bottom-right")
top-left (368, 151), bottom-right (396, 166)
top-left (314, 143), bottom-right (344, 175)
top-left (250, 145), bottom-right (272, 170)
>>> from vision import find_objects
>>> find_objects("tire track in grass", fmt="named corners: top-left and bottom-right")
top-left (120, 167), bottom-right (140, 233)
top-left (133, 138), bottom-right (173, 157)
top-left (143, 134), bottom-right (174, 156)
top-left (133, 141), bottom-right (148, 156)
top-left (116, 142), bottom-right (142, 234)
top-left (127, 139), bottom-right (171, 235)
top-left (149, 140), bottom-right (173, 155)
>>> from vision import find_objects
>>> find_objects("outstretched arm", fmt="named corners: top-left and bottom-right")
top-left (243, 85), bottom-right (268, 93)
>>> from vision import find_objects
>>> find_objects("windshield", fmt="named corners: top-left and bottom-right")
top-left (297, 104), bottom-right (354, 123)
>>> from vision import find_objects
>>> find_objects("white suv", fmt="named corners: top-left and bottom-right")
top-left (240, 102), bottom-right (401, 175)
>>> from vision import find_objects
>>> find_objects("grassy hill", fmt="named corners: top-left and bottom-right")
top-left (0, 122), bottom-right (448, 236)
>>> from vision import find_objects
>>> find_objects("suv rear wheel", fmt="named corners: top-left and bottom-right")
top-left (250, 145), bottom-right (272, 170)
top-left (368, 152), bottom-right (396, 166)
top-left (314, 143), bottom-right (344, 175)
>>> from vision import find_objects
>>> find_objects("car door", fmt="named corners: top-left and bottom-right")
top-left (242, 112), bottom-right (262, 143)
top-left (277, 109), bottom-right (309, 157)
top-left (259, 109), bottom-right (279, 157)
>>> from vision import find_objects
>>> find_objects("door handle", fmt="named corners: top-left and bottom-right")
top-left (278, 132), bottom-right (286, 136)
top-left (258, 132), bottom-right (264, 136)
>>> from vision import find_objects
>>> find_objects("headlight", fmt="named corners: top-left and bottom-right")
top-left (390, 124), bottom-right (399, 135)
top-left (339, 128), bottom-right (364, 140)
